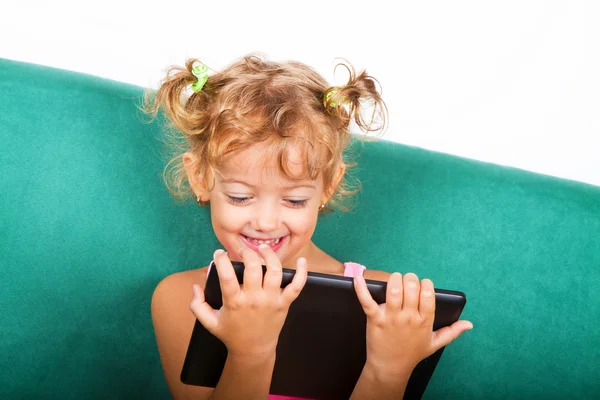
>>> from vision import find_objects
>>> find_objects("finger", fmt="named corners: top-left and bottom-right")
top-left (282, 257), bottom-right (308, 304)
top-left (402, 273), bottom-right (421, 310)
top-left (431, 320), bottom-right (474, 351)
top-left (385, 272), bottom-right (403, 310)
top-left (240, 247), bottom-right (264, 294)
top-left (419, 279), bottom-right (436, 321)
top-left (189, 284), bottom-right (219, 332)
top-left (213, 249), bottom-right (240, 305)
top-left (259, 244), bottom-right (283, 293)
top-left (353, 274), bottom-right (380, 318)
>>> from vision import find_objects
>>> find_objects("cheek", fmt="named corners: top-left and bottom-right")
top-left (211, 202), bottom-right (246, 230)
top-left (287, 209), bottom-right (319, 236)
top-left (209, 205), bottom-right (246, 255)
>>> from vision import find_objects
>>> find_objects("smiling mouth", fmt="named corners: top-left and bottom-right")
top-left (242, 235), bottom-right (284, 246)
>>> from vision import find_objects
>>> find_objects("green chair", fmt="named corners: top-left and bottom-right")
top-left (1, 58), bottom-right (599, 399)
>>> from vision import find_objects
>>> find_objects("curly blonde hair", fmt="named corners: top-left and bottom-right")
top-left (142, 53), bottom-right (387, 211)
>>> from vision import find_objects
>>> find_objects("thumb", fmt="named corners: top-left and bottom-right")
top-left (431, 320), bottom-right (473, 351)
top-left (189, 284), bottom-right (219, 332)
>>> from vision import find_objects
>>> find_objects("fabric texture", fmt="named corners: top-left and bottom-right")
top-left (2, 58), bottom-right (600, 399)
top-left (343, 261), bottom-right (367, 277)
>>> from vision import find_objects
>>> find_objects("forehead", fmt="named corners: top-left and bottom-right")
top-left (217, 142), bottom-right (317, 185)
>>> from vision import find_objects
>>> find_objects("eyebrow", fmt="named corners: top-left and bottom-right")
top-left (220, 178), bottom-right (316, 190)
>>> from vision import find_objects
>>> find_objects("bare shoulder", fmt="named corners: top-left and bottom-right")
top-left (363, 268), bottom-right (392, 282)
top-left (152, 266), bottom-right (209, 305)
top-left (152, 266), bottom-right (209, 328)
top-left (151, 266), bottom-right (213, 400)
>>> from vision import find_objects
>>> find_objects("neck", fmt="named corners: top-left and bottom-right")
top-left (282, 241), bottom-right (344, 275)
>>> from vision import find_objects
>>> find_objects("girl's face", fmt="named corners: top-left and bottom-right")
top-left (189, 143), bottom-right (331, 269)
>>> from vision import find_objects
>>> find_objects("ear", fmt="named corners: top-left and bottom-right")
top-left (322, 165), bottom-right (346, 204)
top-left (183, 152), bottom-right (210, 201)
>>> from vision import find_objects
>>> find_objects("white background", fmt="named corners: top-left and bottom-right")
top-left (2, 0), bottom-right (599, 187)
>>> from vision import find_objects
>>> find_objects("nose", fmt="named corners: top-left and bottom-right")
top-left (253, 201), bottom-right (279, 232)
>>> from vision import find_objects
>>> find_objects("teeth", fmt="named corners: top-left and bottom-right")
top-left (247, 236), bottom-right (282, 246)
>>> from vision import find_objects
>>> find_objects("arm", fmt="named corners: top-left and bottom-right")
top-left (151, 270), bottom-right (214, 400)
top-left (152, 246), bottom-right (307, 400)
top-left (152, 271), bottom-right (277, 400)
top-left (209, 351), bottom-right (276, 399)
top-left (349, 361), bottom-right (412, 399)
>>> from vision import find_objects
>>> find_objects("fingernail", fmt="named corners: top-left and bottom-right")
top-left (259, 243), bottom-right (268, 250)
top-left (466, 322), bottom-right (474, 330)
top-left (214, 249), bottom-right (224, 257)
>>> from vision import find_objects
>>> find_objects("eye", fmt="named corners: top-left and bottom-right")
top-left (226, 195), bottom-right (251, 205)
top-left (287, 199), bottom-right (308, 208)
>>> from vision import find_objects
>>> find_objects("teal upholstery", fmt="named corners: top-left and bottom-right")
top-left (1, 58), bottom-right (599, 399)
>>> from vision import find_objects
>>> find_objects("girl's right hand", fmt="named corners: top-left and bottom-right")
top-left (190, 245), bottom-right (308, 359)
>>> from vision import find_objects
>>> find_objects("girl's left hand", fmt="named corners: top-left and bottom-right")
top-left (353, 272), bottom-right (473, 378)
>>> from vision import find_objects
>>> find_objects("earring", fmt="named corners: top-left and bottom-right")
top-left (319, 203), bottom-right (326, 211)
top-left (197, 197), bottom-right (209, 207)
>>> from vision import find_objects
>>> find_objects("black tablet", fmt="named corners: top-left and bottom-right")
top-left (181, 262), bottom-right (467, 400)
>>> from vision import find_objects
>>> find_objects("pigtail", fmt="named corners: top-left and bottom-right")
top-left (141, 59), bottom-right (211, 136)
top-left (324, 60), bottom-right (388, 138)
top-left (140, 59), bottom-right (216, 201)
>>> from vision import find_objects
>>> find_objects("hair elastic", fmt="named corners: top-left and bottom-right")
top-left (191, 64), bottom-right (209, 92)
top-left (325, 88), bottom-right (346, 107)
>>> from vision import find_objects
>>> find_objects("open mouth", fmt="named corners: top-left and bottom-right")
top-left (241, 234), bottom-right (288, 252)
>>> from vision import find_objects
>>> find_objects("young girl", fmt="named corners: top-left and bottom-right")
top-left (145, 53), bottom-right (473, 399)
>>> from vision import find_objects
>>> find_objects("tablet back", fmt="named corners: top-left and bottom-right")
top-left (181, 262), bottom-right (467, 399)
